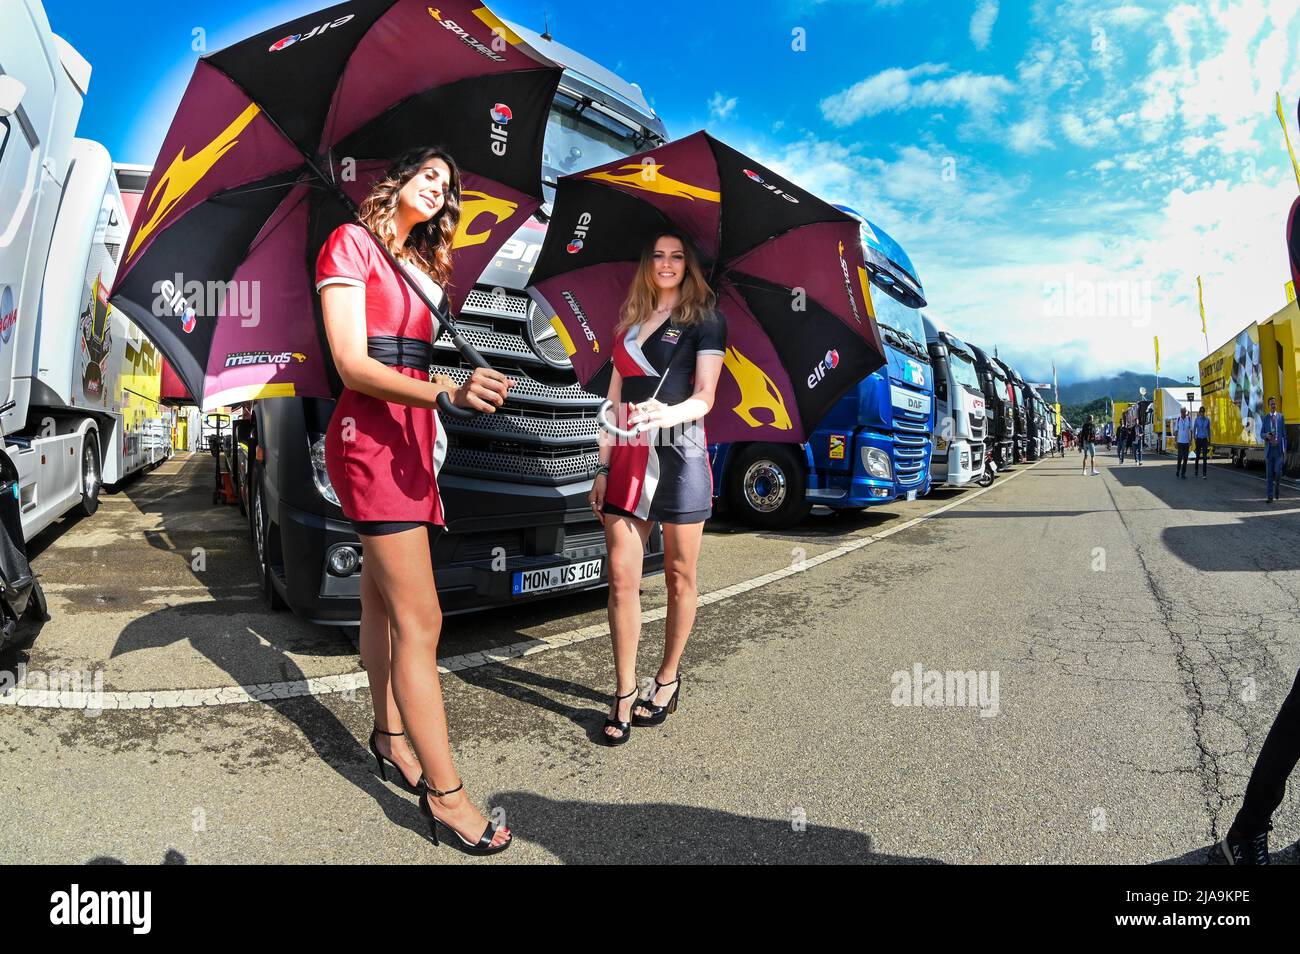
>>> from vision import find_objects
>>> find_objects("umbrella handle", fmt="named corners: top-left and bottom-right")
top-left (435, 326), bottom-right (493, 420)
top-left (597, 400), bottom-right (650, 439)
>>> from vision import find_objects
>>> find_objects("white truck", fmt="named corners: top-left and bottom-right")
top-left (923, 315), bottom-right (986, 487)
top-left (1, 0), bottom-right (170, 542)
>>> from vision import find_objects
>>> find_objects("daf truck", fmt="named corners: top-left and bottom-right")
top-left (1, 0), bottom-right (170, 543)
top-left (923, 315), bottom-right (985, 487)
top-left (710, 212), bottom-right (934, 528)
top-left (237, 20), bottom-right (669, 620)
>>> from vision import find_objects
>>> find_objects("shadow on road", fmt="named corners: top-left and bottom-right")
top-left (1107, 460), bottom-right (1300, 572)
top-left (492, 792), bottom-right (942, 864)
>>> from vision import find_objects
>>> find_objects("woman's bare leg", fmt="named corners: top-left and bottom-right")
top-left (361, 527), bottom-right (508, 847)
top-left (603, 514), bottom-right (652, 739)
top-left (636, 519), bottom-right (702, 717)
top-left (359, 558), bottom-right (422, 786)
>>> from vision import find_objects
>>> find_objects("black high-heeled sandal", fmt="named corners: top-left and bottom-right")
top-left (602, 686), bottom-right (639, 746)
top-left (419, 781), bottom-right (511, 855)
top-left (632, 674), bottom-right (681, 726)
top-left (368, 727), bottom-right (425, 792)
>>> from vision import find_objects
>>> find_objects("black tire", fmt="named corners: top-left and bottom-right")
top-left (74, 433), bottom-right (101, 518)
top-left (23, 579), bottom-right (50, 622)
top-left (725, 443), bottom-right (811, 530)
top-left (976, 465), bottom-right (995, 488)
top-left (250, 464), bottom-right (287, 611)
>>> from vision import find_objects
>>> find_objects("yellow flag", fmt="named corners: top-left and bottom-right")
top-left (1154, 335), bottom-right (1161, 373)
top-left (1276, 92), bottom-right (1300, 193)
top-left (1287, 280), bottom-right (1296, 304)
top-left (1197, 275), bottom-right (1206, 335)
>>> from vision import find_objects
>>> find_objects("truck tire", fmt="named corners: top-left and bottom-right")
top-left (250, 464), bottom-right (287, 611)
top-left (74, 433), bottom-right (101, 518)
top-left (726, 443), bottom-right (811, 530)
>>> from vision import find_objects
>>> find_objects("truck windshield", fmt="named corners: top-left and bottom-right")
top-left (872, 288), bottom-right (927, 353)
top-left (543, 89), bottom-right (657, 185)
top-left (950, 349), bottom-right (981, 392)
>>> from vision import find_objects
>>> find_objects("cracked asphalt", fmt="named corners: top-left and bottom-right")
top-left (2, 448), bottom-right (1298, 863)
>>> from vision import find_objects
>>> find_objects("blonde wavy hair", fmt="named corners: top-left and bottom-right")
top-left (615, 230), bottom-right (716, 334)
top-left (356, 146), bottom-right (461, 289)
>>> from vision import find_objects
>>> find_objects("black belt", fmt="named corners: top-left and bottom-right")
top-left (368, 335), bottom-right (433, 371)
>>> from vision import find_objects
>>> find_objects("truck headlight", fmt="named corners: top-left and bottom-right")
top-left (861, 447), bottom-right (892, 479)
top-left (309, 435), bottom-right (340, 506)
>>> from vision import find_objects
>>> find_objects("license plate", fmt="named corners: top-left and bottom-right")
top-left (512, 558), bottom-right (603, 596)
top-left (906, 490), bottom-right (918, 501)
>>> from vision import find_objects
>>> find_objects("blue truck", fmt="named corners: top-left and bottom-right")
top-left (710, 211), bottom-right (934, 528)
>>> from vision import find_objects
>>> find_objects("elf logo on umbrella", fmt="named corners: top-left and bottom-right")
top-left (268, 14), bottom-right (354, 52)
top-left (157, 279), bottom-right (198, 334)
top-left (807, 349), bottom-right (839, 389)
top-left (489, 104), bottom-right (512, 156)
top-left (743, 169), bottom-right (799, 204)
top-left (427, 8), bottom-right (506, 62)
top-left (567, 213), bottom-right (592, 254)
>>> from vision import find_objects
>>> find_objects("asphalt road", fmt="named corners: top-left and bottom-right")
top-left (2, 448), bottom-right (1298, 864)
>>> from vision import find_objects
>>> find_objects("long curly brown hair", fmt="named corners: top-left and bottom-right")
top-left (356, 146), bottom-right (461, 288)
top-left (615, 230), bottom-right (716, 334)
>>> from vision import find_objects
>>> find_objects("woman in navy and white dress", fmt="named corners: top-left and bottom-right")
top-left (587, 230), bottom-right (726, 744)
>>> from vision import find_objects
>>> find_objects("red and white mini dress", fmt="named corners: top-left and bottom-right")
top-left (315, 223), bottom-right (448, 535)
top-left (603, 310), bottom-right (727, 525)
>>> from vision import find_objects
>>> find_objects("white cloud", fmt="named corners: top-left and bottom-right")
top-left (708, 92), bottom-right (738, 122)
top-left (1008, 113), bottom-right (1053, 153)
top-left (819, 63), bottom-right (1015, 125)
top-left (970, 0), bottom-right (998, 51)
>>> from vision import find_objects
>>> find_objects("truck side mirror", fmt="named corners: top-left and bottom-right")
top-left (0, 75), bottom-right (26, 118)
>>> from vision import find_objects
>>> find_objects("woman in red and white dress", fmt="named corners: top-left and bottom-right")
top-left (317, 147), bottom-right (513, 854)
top-left (588, 231), bottom-right (726, 745)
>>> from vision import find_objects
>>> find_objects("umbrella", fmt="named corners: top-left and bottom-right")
top-left (525, 130), bottom-right (885, 443)
top-left (109, 0), bottom-right (561, 414)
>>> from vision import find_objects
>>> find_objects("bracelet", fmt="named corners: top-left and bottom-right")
top-left (595, 464), bottom-right (610, 477)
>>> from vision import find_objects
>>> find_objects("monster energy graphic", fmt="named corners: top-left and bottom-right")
top-left (1228, 328), bottom-right (1264, 443)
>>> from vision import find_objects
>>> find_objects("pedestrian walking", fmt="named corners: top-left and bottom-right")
top-left (589, 231), bottom-right (726, 745)
top-left (1193, 407), bottom-right (1211, 478)
top-left (1261, 396), bottom-right (1287, 502)
top-left (1080, 415), bottom-right (1098, 475)
top-left (1133, 421), bottom-right (1144, 465)
top-left (1116, 423), bottom-right (1127, 464)
top-left (318, 148), bottom-right (514, 855)
top-left (1219, 667), bottom-right (1300, 864)
top-left (1173, 407), bottom-right (1193, 478)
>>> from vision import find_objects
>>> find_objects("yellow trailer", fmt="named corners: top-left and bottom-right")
top-left (1199, 300), bottom-right (1299, 469)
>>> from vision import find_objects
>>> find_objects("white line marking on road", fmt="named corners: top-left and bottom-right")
top-left (3, 463), bottom-right (1040, 710)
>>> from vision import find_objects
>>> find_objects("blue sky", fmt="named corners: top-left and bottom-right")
top-left (45, 0), bottom-right (1300, 385)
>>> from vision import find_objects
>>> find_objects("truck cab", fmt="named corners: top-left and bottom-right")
top-left (969, 345), bottom-right (1013, 469)
top-left (995, 359), bottom-right (1026, 462)
top-left (242, 20), bottom-right (670, 621)
top-left (710, 212), bottom-right (934, 528)
top-left (923, 315), bottom-right (985, 487)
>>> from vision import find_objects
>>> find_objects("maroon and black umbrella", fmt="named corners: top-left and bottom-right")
top-left (110, 0), bottom-right (560, 414)
top-left (526, 130), bottom-right (885, 443)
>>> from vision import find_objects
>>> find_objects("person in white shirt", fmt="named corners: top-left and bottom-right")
top-left (1173, 408), bottom-right (1194, 478)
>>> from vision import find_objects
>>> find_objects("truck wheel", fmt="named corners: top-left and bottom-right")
top-left (250, 465), bottom-right (287, 611)
top-left (75, 433), bottom-right (101, 518)
top-left (726, 444), bottom-right (811, 530)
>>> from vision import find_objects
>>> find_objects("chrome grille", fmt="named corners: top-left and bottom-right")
top-left (894, 431), bottom-right (930, 485)
top-left (447, 447), bottom-right (599, 482)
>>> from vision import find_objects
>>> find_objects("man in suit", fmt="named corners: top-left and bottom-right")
top-left (1260, 396), bottom-right (1287, 503)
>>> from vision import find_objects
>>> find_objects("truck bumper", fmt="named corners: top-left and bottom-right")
top-left (935, 439), bottom-right (982, 487)
top-left (811, 429), bottom-right (931, 506)
top-left (275, 496), bottom-right (665, 624)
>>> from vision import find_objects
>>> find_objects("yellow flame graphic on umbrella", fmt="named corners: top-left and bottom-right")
top-left (583, 162), bottom-right (720, 203)
top-left (127, 103), bottom-right (262, 262)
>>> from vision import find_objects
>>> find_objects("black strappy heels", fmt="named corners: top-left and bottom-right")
top-left (632, 674), bottom-right (681, 726)
top-left (602, 685), bottom-right (639, 746)
top-left (368, 727), bottom-right (425, 792)
top-left (419, 781), bottom-right (511, 855)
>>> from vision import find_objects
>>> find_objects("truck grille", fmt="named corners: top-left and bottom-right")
top-left (433, 288), bottom-right (601, 485)
top-left (895, 431), bottom-right (930, 485)
top-left (969, 412), bottom-right (986, 440)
